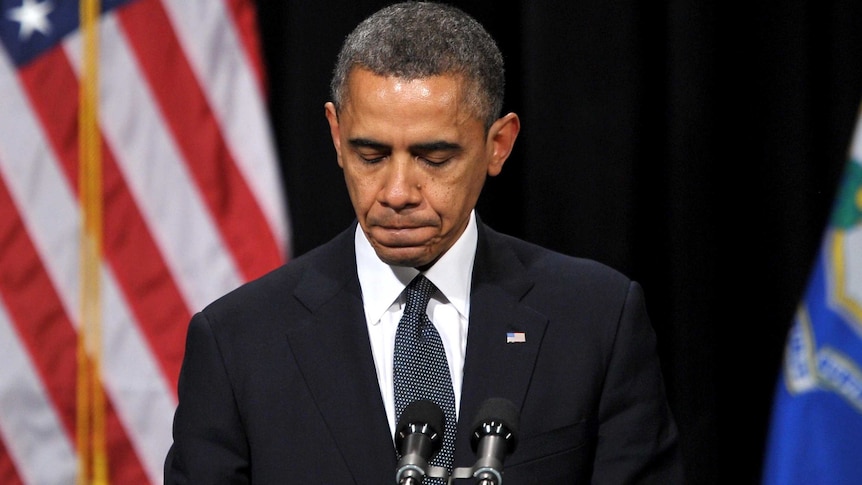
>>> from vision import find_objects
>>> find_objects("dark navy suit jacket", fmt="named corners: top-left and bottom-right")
top-left (165, 222), bottom-right (683, 484)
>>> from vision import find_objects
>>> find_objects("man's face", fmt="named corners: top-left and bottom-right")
top-left (325, 68), bottom-right (518, 268)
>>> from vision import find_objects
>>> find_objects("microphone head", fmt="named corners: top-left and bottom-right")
top-left (395, 399), bottom-right (445, 453)
top-left (470, 397), bottom-right (519, 454)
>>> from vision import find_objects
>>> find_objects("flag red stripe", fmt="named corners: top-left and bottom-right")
top-left (224, 0), bottom-right (267, 97)
top-left (0, 174), bottom-right (149, 483)
top-left (18, 48), bottom-right (189, 387)
top-left (0, 436), bottom-right (24, 485)
top-left (119, 0), bottom-right (282, 281)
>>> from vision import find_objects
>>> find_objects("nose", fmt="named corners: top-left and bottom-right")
top-left (377, 156), bottom-right (421, 210)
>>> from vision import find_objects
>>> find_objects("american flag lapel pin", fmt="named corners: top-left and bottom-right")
top-left (506, 331), bottom-right (526, 344)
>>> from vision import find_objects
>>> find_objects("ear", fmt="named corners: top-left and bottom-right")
top-left (485, 112), bottom-right (520, 177)
top-left (324, 102), bottom-right (344, 168)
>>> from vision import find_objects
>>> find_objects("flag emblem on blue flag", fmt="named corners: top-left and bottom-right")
top-left (762, 108), bottom-right (862, 485)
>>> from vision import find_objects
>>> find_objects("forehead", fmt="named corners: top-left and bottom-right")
top-left (340, 69), bottom-right (480, 128)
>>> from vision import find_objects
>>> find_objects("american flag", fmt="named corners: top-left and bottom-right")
top-left (0, 0), bottom-right (289, 483)
top-left (506, 332), bottom-right (526, 343)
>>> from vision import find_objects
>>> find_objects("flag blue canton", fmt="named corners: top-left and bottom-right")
top-left (0, 0), bottom-right (134, 67)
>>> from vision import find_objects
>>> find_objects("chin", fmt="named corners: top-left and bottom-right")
top-left (375, 248), bottom-right (437, 269)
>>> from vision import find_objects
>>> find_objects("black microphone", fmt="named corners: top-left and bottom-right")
top-left (470, 398), bottom-right (519, 485)
top-left (395, 400), bottom-right (445, 484)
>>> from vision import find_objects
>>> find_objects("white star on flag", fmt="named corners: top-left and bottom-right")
top-left (6, 0), bottom-right (54, 41)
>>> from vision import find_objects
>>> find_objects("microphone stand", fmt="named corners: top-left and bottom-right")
top-left (446, 463), bottom-right (503, 484)
top-left (401, 458), bottom-right (504, 484)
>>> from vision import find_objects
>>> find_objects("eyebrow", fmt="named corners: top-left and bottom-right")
top-left (348, 138), bottom-right (388, 151)
top-left (347, 138), bottom-right (462, 153)
top-left (410, 140), bottom-right (462, 153)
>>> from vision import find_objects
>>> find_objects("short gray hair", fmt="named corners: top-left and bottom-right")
top-left (330, 1), bottom-right (505, 129)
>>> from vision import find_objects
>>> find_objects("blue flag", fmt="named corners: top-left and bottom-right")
top-left (762, 111), bottom-right (862, 484)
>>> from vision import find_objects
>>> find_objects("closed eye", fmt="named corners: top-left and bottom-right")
top-left (360, 154), bottom-right (387, 164)
top-left (412, 141), bottom-right (461, 167)
top-left (418, 156), bottom-right (453, 166)
top-left (348, 138), bottom-right (389, 164)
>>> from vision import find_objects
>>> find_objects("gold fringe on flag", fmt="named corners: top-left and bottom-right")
top-left (77, 0), bottom-right (108, 483)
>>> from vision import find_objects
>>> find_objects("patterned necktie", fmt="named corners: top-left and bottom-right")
top-left (393, 274), bottom-right (456, 483)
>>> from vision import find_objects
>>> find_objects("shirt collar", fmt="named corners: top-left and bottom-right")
top-left (355, 211), bottom-right (478, 325)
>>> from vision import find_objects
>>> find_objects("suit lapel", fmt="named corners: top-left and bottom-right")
top-left (285, 228), bottom-right (395, 484)
top-left (454, 224), bottom-right (549, 467)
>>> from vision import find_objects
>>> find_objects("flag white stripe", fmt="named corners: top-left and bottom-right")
top-left (0, 300), bottom-right (77, 485)
top-left (64, 13), bottom-right (244, 312)
top-left (0, 43), bottom-right (175, 485)
top-left (161, 0), bottom-right (290, 253)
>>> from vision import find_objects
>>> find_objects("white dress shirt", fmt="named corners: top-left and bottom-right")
top-left (355, 211), bottom-right (477, 438)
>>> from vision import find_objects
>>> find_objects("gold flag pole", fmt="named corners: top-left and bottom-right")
top-left (77, 0), bottom-right (108, 483)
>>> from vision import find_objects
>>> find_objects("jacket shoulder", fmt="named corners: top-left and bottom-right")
top-left (201, 226), bottom-right (356, 319)
top-left (483, 225), bottom-right (632, 290)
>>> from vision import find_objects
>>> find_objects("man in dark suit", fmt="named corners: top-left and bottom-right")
top-left (165, 2), bottom-right (683, 483)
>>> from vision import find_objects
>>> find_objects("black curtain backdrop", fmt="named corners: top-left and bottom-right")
top-left (256, 1), bottom-right (862, 483)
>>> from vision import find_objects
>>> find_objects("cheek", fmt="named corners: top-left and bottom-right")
top-left (426, 178), bottom-right (477, 221)
top-left (343, 170), bottom-right (376, 211)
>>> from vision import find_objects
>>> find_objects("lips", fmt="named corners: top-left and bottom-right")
top-left (375, 225), bottom-right (428, 237)
top-left (379, 225), bottom-right (424, 231)
top-left (368, 223), bottom-right (436, 247)
top-left (367, 215), bottom-right (438, 233)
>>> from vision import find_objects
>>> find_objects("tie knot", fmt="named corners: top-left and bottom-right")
top-left (404, 274), bottom-right (436, 315)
